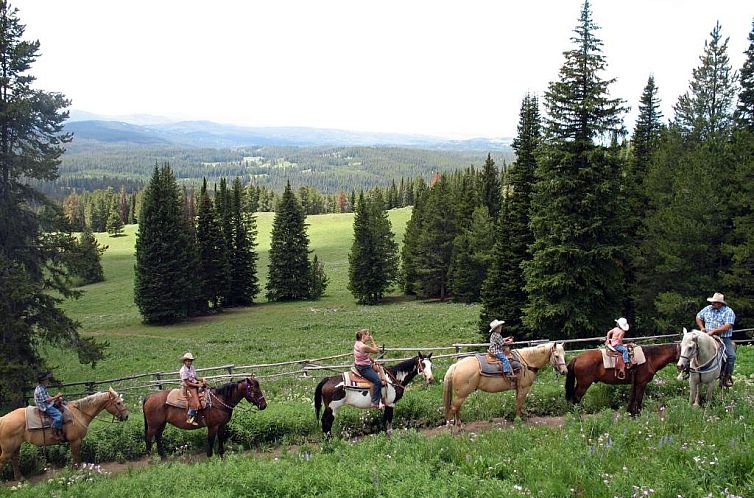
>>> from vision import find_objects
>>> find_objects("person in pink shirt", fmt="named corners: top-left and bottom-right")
top-left (353, 329), bottom-right (383, 409)
top-left (606, 317), bottom-right (631, 367)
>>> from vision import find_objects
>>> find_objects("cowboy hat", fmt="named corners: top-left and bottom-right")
top-left (489, 319), bottom-right (505, 333)
top-left (181, 352), bottom-right (195, 361)
top-left (706, 292), bottom-right (726, 305)
top-left (615, 317), bottom-right (629, 332)
top-left (37, 372), bottom-right (53, 382)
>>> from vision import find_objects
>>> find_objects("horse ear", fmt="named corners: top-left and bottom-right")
top-left (427, 352), bottom-right (433, 359)
top-left (417, 351), bottom-right (423, 359)
top-left (683, 327), bottom-right (688, 335)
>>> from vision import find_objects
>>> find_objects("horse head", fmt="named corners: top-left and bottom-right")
top-left (677, 327), bottom-right (698, 374)
top-left (105, 387), bottom-right (129, 421)
top-left (550, 342), bottom-right (568, 375)
top-left (240, 377), bottom-right (267, 410)
top-left (416, 352), bottom-right (435, 385)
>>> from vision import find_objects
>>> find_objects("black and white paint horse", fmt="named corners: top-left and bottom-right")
top-left (314, 353), bottom-right (434, 436)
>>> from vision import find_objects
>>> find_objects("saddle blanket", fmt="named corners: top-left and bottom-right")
top-left (165, 389), bottom-right (209, 409)
top-left (601, 346), bottom-right (646, 369)
top-left (475, 353), bottom-right (522, 377)
top-left (25, 406), bottom-right (73, 430)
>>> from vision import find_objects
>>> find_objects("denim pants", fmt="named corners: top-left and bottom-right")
top-left (495, 353), bottom-right (513, 375)
top-left (45, 405), bottom-right (64, 430)
top-left (613, 344), bottom-right (630, 364)
top-left (721, 337), bottom-right (736, 376)
top-left (356, 364), bottom-right (382, 404)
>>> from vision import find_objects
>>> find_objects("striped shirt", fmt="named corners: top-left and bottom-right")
top-left (696, 305), bottom-right (736, 338)
top-left (34, 384), bottom-right (52, 412)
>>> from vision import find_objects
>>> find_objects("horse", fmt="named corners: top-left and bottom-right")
top-left (143, 377), bottom-right (266, 459)
top-left (565, 343), bottom-right (680, 415)
top-left (443, 342), bottom-right (567, 426)
top-left (0, 388), bottom-right (129, 481)
top-left (676, 328), bottom-right (725, 407)
top-left (314, 353), bottom-right (434, 436)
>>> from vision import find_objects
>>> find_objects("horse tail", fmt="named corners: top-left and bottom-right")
top-left (314, 377), bottom-right (328, 420)
top-left (565, 358), bottom-right (577, 402)
top-left (142, 394), bottom-right (150, 446)
top-left (442, 363), bottom-right (455, 419)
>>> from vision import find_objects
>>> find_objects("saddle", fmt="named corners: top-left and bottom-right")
top-left (165, 388), bottom-right (210, 409)
top-left (25, 406), bottom-right (73, 430)
top-left (343, 365), bottom-right (389, 390)
top-left (601, 345), bottom-right (646, 380)
top-left (476, 352), bottom-right (522, 377)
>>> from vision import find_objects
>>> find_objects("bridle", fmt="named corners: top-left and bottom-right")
top-left (81, 391), bottom-right (128, 425)
top-left (210, 379), bottom-right (266, 413)
top-left (549, 344), bottom-right (567, 372)
top-left (416, 357), bottom-right (433, 384)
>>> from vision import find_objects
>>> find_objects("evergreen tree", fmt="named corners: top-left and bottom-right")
top-left (736, 20), bottom-right (754, 130)
top-left (480, 154), bottom-right (502, 219)
top-left (128, 193), bottom-right (137, 224)
top-left (480, 94), bottom-right (541, 338)
top-left (106, 203), bottom-right (124, 237)
top-left (228, 177), bottom-right (259, 306)
top-left (266, 181), bottom-right (312, 301)
top-left (348, 190), bottom-right (399, 304)
top-left (632, 76), bottom-right (664, 179)
top-left (523, 0), bottom-right (629, 339)
top-left (309, 253), bottom-right (329, 299)
top-left (0, 2), bottom-right (106, 408)
top-left (196, 178), bottom-right (230, 309)
top-left (70, 228), bottom-right (107, 285)
top-left (134, 164), bottom-right (197, 323)
top-left (449, 206), bottom-right (494, 303)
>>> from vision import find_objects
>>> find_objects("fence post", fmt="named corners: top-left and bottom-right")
top-left (225, 365), bottom-right (234, 380)
top-left (85, 381), bottom-right (96, 395)
top-left (153, 372), bottom-right (163, 391)
top-left (454, 345), bottom-right (461, 362)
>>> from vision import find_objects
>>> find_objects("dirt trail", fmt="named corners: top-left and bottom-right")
top-left (5, 415), bottom-right (568, 486)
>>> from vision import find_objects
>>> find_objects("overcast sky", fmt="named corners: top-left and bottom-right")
top-left (13, 0), bottom-right (753, 139)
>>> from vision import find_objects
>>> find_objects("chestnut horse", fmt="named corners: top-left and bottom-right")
top-left (565, 343), bottom-right (680, 415)
top-left (143, 377), bottom-right (266, 459)
top-left (0, 388), bottom-right (129, 481)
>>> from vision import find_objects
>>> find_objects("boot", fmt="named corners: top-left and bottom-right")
top-left (723, 373), bottom-right (733, 388)
top-left (53, 428), bottom-right (66, 443)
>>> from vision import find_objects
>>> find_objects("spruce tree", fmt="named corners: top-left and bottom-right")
top-left (196, 178), bottom-right (230, 309)
top-left (523, 0), bottom-right (629, 339)
top-left (480, 94), bottom-right (541, 338)
top-left (309, 253), bottom-right (329, 299)
top-left (736, 20), bottom-right (754, 130)
top-left (134, 165), bottom-right (196, 323)
top-left (449, 207), bottom-right (493, 303)
top-left (228, 178), bottom-right (259, 306)
top-left (70, 228), bottom-right (107, 285)
top-left (480, 154), bottom-right (502, 219)
top-left (267, 181), bottom-right (312, 301)
top-left (107, 204), bottom-right (124, 237)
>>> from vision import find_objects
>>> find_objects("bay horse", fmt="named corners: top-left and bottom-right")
top-left (565, 343), bottom-right (680, 415)
top-left (443, 342), bottom-right (567, 426)
top-left (0, 388), bottom-right (129, 481)
top-left (676, 329), bottom-right (725, 407)
top-left (143, 377), bottom-right (266, 459)
top-left (314, 353), bottom-right (434, 436)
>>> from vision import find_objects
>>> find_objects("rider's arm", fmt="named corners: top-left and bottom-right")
top-left (696, 316), bottom-right (706, 333)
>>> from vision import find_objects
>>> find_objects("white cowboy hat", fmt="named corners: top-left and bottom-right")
top-left (615, 317), bottom-right (629, 332)
top-left (706, 292), bottom-right (726, 305)
top-left (489, 319), bottom-right (505, 333)
top-left (181, 352), bottom-right (195, 361)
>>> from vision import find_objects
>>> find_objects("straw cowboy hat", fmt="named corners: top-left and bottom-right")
top-left (181, 352), bottom-right (195, 362)
top-left (706, 292), bottom-right (726, 305)
top-left (615, 317), bottom-right (629, 332)
top-left (489, 319), bottom-right (505, 333)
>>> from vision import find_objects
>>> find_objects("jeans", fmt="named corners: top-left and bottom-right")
top-left (721, 336), bottom-right (736, 376)
top-left (613, 344), bottom-right (630, 364)
top-left (356, 364), bottom-right (382, 404)
top-left (45, 405), bottom-right (64, 430)
top-left (495, 353), bottom-right (513, 375)
top-left (187, 408), bottom-right (197, 418)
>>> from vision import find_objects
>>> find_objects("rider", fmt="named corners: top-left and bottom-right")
top-left (696, 292), bottom-right (736, 387)
top-left (353, 329), bottom-right (384, 409)
top-left (180, 352), bottom-right (207, 425)
top-left (606, 317), bottom-right (631, 367)
top-left (34, 372), bottom-right (65, 441)
top-left (488, 319), bottom-right (516, 383)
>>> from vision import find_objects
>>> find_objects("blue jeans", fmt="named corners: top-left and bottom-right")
top-left (356, 365), bottom-right (382, 404)
top-left (495, 353), bottom-right (513, 375)
top-left (721, 337), bottom-right (736, 376)
top-left (613, 344), bottom-right (630, 364)
top-left (45, 405), bottom-right (64, 430)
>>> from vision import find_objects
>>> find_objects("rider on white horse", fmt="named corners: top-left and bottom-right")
top-left (696, 292), bottom-right (736, 387)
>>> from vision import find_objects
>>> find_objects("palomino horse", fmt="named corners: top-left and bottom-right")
top-left (443, 342), bottom-right (567, 426)
top-left (314, 353), bottom-right (434, 436)
top-left (0, 388), bottom-right (129, 481)
top-left (143, 378), bottom-right (266, 459)
top-left (566, 343), bottom-right (680, 415)
top-left (676, 328), bottom-right (725, 407)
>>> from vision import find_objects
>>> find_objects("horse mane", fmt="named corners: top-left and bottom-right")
top-left (213, 382), bottom-right (236, 399)
top-left (387, 356), bottom-right (419, 375)
top-left (69, 392), bottom-right (106, 411)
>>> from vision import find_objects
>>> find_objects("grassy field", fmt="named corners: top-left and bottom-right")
top-left (3, 208), bottom-right (754, 495)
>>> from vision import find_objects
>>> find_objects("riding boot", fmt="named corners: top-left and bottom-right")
top-left (54, 428), bottom-right (66, 443)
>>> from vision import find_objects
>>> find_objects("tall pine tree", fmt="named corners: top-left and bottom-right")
top-left (480, 154), bottom-right (502, 219)
top-left (196, 178), bottom-right (230, 310)
top-left (523, 0), bottom-right (629, 339)
top-left (228, 177), bottom-right (259, 306)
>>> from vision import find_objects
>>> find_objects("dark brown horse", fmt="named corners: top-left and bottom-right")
top-left (565, 343), bottom-right (680, 415)
top-left (143, 378), bottom-right (266, 459)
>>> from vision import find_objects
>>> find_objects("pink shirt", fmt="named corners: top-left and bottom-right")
top-left (606, 327), bottom-right (625, 346)
top-left (180, 365), bottom-right (197, 385)
top-left (353, 341), bottom-right (371, 366)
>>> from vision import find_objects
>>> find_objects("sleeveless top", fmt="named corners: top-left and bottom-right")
top-left (607, 326), bottom-right (624, 346)
top-left (353, 341), bottom-right (371, 366)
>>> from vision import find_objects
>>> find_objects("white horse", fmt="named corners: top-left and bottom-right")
top-left (676, 328), bottom-right (725, 407)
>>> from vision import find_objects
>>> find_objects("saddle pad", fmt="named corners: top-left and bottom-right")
top-left (601, 346), bottom-right (646, 369)
top-left (165, 389), bottom-right (208, 409)
top-left (342, 371), bottom-right (372, 390)
top-left (25, 406), bottom-right (73, 430)
top-left (475, 354), bottom-right (522, 377)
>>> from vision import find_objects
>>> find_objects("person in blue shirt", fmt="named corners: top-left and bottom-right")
top-left (33, 372), bottom-right (65, 441)
top-left (696, 292), bottom-right (736, 387)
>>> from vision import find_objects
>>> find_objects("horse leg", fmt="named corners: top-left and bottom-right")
top-left (573, 380), bottom-right (592, 404)
top-left (690, 380), bottom-right (700, 408)
top-left (515, 385), bottom-right (532, 419)
top-left (206, 425), bottom-right (218, 458)
top-left (321, 406), bottom-right (335, 437)
top-left (155, 424), bottom-right (168, 460)
top-left (69, 439), bottom-right (82, 468)
top-left (11, 448), bottom-right (22, 481)
top-left (217, 425), bottom-right (227, 457)
top-left (449, 393), bottom-right (468, 431)
top-left (383, 407), bottom-right (394, 436)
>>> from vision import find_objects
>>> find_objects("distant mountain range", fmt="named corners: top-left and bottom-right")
top-left (65, 111), bottom-right (512, 151)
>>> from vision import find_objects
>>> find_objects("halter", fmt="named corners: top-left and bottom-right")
top-left (679, 334), bottom-right (723, 379)
top-left (549, 344), bottom-right (567, 371)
